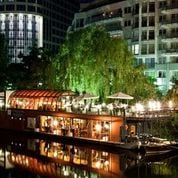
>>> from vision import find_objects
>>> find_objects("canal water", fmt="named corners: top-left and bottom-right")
top-left (0, 130), bottom-right (178, 178)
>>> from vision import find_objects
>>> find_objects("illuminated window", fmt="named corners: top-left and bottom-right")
top-left (134, 44), bottom-right (139, 54)
top-left (1, 22), bottom-right (5, 30)
top-left (9, 22), bottom-right (13, 29)
top-left (9, 40), bottom-right (13, 46)
top-left (9, 31), bottom-right (13, 38)
top-left (19, 31), bottom-right (23, 38)
top-left (28, 21), bottom-right (32, 30)
top-left (19, 21), bottom-right (23, 30)
top-left (28, 32), bottom-right (32, 38)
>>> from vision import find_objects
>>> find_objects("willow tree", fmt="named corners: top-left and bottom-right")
top-left (55, 26), bottom-right (157, 101)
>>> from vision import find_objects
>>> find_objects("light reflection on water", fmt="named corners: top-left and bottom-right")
top-left (0, 132), bottom-right (178, 178)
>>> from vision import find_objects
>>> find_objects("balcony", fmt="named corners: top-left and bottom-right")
top-left (160, 34), bottom-right (178, 42)
top-left (160, 20), bottom-right (178, 28)
top-left (86, 13), bottom-right (122, 25)
top-left (161, 4), bottom-right (178, 14)
top-left (155, 63), bottom-right (178, 70)
top-left (105, 23), bottom-right (122, 32)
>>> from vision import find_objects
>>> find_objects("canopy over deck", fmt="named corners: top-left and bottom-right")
top-left (9, 90), bottom-right (76, 98)
top-left (8, 90), bottom-right (76, 111)
top-left (107, 92), bottom-right (134, 100)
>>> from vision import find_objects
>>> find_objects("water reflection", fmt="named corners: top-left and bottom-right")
top-left (0, 131), bottom-right (178, 178)
top-left (0, 133), bottom-right (141, 178)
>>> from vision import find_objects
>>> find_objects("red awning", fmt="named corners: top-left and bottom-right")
top-left (9, 90), bottom-right (76, 98)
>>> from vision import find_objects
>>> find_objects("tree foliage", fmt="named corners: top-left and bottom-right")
top-left (7, 47), bottom-right (55, 90)
top-left (55, 26), bottom-right (157, 101)
top-left (165, 84), bottom-right (178, 107)
top-left (0, 33), bottom-right (8, 91)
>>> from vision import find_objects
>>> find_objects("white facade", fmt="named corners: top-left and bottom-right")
top-left (70, 0), bottom-right (178, 94)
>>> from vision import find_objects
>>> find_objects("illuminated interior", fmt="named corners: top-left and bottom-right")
top-left (8, 90), bottom-right (76, 111)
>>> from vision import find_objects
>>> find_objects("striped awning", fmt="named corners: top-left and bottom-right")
top-left (9, 90), bottom-right (76, 98)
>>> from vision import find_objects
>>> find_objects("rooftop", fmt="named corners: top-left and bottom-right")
top-left (80, 0), bottom-right (124, 12)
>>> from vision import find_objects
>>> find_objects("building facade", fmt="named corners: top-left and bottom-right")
top-left (0, 0), bottom-right (80, 63)
top-left (70, 0), bottom-right (178, 94)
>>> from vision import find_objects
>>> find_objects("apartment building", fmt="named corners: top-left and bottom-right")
top-left (0, 0), bottom-right (80, 63)
top-left (69, 0), bottom-right (178, 94)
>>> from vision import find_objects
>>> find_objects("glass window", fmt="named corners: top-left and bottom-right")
top-left (9, 31), bottom-right (13, 37)
top-left (17, 5), bottom-right (26, 11)
top-left (9, 22), bottom-right (13, 30)
top-left (28, 32), bottom-right (32, 38)
top-left (134, 44), bottom-right (139, 54)
top-left (142, 31), bottom-right (147, 40)
top-left (149, 30), bottom-right (154, 40)
top-left (158, 71), bottom-right (166, 78)
top-left (1, 22), bottom-right (5, 30)
top-left (149, 16), bottom-right (154, 26)
top-left (141, 44), bottom-right (147, 54)
top-left (27, 5), bottom-right (35, 12)
top-left (142, 2), bottom-right (147, 13)
top-left (136, 58), bottom-right (143, 65)
top-left (142, 17), bottom-right (147, 27)
top-left (159, 1), bottom-right (167, 8)
top-left (0, 5), bottom-right (4, 11)
top-left (145, 58), bottom-right (155, 68)
top-left (133, 4), bottom-right (139, 14)
top-left (148, 44), bottom-right (154, 54)
top-left (19, 21), bottom-right (23, 30)
top-left (158, 57), bottom-right (166, 64)
top-left (132, 44), bottom-right (139, 54)
top-left (124, 7), bottom-right (131, 14)
top-left (28, 21), bottom-right (32, 30)
top-left (6, 4), bottom-right (15, 11)
top-left (149, 2), bottom-right (155, 12)
top-left (19, 31), bottom-right (23, 38)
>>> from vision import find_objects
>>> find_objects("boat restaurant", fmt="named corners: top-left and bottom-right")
top-left (1, 90), bottom-right (124, 143)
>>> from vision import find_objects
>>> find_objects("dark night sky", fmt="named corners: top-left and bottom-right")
top-left (80, 0), bottom-right (95, 3)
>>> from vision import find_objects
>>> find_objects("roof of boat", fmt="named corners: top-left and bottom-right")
top-left (9, 90), bottom-right (76, 98)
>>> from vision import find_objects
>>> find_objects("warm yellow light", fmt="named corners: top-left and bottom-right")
top-left (155, 101), bottom-right (161, 110)
top-left (148, 100), bottom-right (155, 110)
top-left (95, 124), bottom-right (101, 132)
top-left (135, 103), bottom-right (144, 112)
top-left (53, 120), bottom-right (58, 127)
top-left (168, 100), bottom-right (173, 109)
top-left (104, 160), bottom-right (109, 166)
top-left (54, 151), bottom-right (58, 157)
top-left (95, 160), bottom-right (100, 168)
top-left (104, 123), bottom-right (109, 129)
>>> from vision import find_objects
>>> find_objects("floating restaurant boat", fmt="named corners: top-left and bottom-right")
top-left (0, 90), bottom-right (141, 152)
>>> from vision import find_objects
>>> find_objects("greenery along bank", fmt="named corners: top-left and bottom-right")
top-left (54, 26), bottom-right (157, 101)
top-left (1, 26), bottom-right (158, 101)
